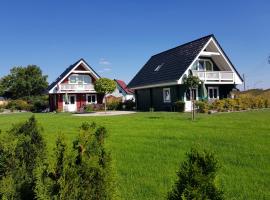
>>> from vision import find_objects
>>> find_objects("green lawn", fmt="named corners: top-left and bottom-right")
top-left (0, 110), bottom-right (270, 199)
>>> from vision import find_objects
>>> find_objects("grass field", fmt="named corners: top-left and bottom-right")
top-left (0, 110), bottom-right (270, 199)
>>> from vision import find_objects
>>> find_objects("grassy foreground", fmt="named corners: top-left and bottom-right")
top-left (0, 110), bottom-right (269, 199)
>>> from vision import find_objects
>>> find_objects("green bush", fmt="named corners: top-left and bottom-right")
top-left (35, 122), bottom-right (116, 199)
top-left (195, 101), bottom-right (209, 113)
top-left (26, 95), bottom-right (49, 112)
top-left (212, 100), bottom-right (226, 112)
top-left (168, 148), bottom-right (224, 200)
top-left (0, 116), bottom-right (45, 199)
top-left (174, 101), bottom-right (185, 112)
top-left (84, 104), bottom-right (94, 112)
top-left (6, 99), bottom-right (31, 111)
top-left (107, 100), bottom-right (121, 110)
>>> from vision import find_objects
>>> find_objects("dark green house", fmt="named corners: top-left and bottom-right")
top-left (128, 34), bottom-right (243, 111)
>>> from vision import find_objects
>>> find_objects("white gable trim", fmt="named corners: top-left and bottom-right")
top-left (178, 38), bottom-right (212, 84)
top-left (48, 60), bottom-right (100, 94)
top-left (177, 37), bottom-right (242, 84)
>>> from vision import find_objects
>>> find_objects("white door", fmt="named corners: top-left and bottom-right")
top-left (184, 88), bottom-right (198, 112)
top-left (63, 95), bottom-right (77, 112)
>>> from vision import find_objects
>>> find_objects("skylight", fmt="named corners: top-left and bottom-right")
top-left (154, 63), bottom-right (164, 72)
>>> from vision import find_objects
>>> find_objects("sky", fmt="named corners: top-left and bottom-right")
top-left (0, 0), bottom-right (269, 89)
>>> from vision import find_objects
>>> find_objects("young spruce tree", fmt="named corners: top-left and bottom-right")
top-left (0, 116), bottom-right (45, 200)
top-left (35, 122), bottom-right (116, 200)
top-left (168, 148), bottom-right (224, 200)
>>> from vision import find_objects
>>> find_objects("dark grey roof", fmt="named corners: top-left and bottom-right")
top-left (47, 58), bottom-right (100, 91)
top-left (128, 34), bottom-right (214, 88)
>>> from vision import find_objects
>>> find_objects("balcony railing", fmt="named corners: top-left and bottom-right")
top-left (192, 71), bottom-right (234, 83)
top-left (59, 84), bottom-right (95, 91)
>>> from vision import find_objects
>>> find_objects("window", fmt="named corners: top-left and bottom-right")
top-left (69, 75), bottom-right (77, 83)
top-left (163, 88), bottom-right (171, 103)
top-left (208, 87), bottom-right (219, 99)
top-left (154, 63), bottom-right (164, 72)
top-left (68, 74), bottom-right (92, 84)
top-left (86, 94), bottom-right (97, 104)
top-left (185, 88), bottom-right (197, 101)
top-left (193, 59), bottom-right (213, 71)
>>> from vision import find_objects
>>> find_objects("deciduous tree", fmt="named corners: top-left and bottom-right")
top-left (0, 65), bottom-right (48, 99)
top-left (94, 78), bottom-right (116, 112)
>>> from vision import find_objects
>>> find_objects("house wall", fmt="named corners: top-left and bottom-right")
top-left (136, 85), bottom-right (186, 111)
top-left (135, 84), bottom-right (235, 111)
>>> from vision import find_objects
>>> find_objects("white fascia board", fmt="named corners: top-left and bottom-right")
top-left (177, 38), bottom-right (212, 84)
top-left (200, 51), bottom-right (220, 56)
top-left (48, 60), bottom-right (100, 94)
top-left (130, 81), bottom-right (178, 90)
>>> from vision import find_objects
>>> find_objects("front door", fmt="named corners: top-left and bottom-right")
top-left (184, 88), bottom-right (198, 111)
top-left (63, 94), bottom-right (77, 112)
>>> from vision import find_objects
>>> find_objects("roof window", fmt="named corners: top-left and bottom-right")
top-left (154, 63), bottom-right (164, 72)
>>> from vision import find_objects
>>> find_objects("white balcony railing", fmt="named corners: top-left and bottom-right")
top-left (59, 84), bottom-right (95, 91)
top-left (192, 71), bottom-right (234, 82)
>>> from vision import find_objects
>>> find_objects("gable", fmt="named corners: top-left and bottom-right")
top-left (74, 64), bottom-right (88, 71)
top-left (47, 58), bottom-right (100, 93)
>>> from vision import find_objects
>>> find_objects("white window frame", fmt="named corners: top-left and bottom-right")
top-left (86, 94), bottom-right (97, 104)
top-left (163, 88), bottom-right (171, 103)
top-left (208, 87), bottom-right (219, 100)
top-left (68, 74), bottom-right (92, 84)
top-left (194, 59), bottom-right (213, 71)
top-left (184, 88), bottom-right (199, 101)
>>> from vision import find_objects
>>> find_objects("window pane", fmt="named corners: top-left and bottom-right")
top-left (163, 89), bottom-right (171, 102)
top-left (70, 96), bottom-right (75, 104)
top-left (209, 89), bottom-right (213, 98)
top-left (69, 75), bottom-right (76, 83)
top-left (186, 89), bottom-right (191, 101)
top-left (84, 75), bottom-right (91, 84)
top-left (192, 89), bottom-right (197, 100)
top-left (198, 61), bottom-right (204, 71)
top-left (87, 95), bottom-right (91, 103)
top-left (205, 61), bottom-right (212, 71)
top-left (214, 89), bottom-right (217, 98)
top-left (77, 75), bottom-right (83, 84)
top-left (92, 95), bottom-right (96, 103)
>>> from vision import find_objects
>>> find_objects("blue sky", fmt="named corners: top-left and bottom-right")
top-left (0, 0), bottom-right (269, 89)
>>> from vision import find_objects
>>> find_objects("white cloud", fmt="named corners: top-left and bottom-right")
top-left (99, 58), bottom-right (111, 65)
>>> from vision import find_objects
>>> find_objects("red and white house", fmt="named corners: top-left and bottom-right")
top-left (47, 58), bottom-right (103, 112)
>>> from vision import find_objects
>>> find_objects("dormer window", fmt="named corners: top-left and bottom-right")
top-left (192, 59), bottom-right (213, 71)
top-left (154, 63), bottom-right (164, 72)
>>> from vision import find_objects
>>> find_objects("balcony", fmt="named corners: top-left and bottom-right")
top-left (192, 71), bottom-right (234, 83)
top-left (59, 83), bottom-right (95, 92)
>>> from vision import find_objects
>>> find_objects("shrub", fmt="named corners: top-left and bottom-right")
top-left (93, 103), bottom-right (105, 111)
top-left (195, 101), bottom-right (209, 113)
top-left (107, 99), bottom-right (121, 110)
top-left (6, 99), bottom-right (31, 111)
top-left (0, 116), bottom-right (45, 199)
top-left (35, 122), bottom-right (116, 200)
top-left (212, 100), bottom-right (225, 112)
top-left (84, 104), bottom-right (94, 112)
top-left (174, 101), bottom-right (185, 112)
top-left (26, 95), bottom-right (49, 112)
top-left (168, 148), bottom-right (224, 200)
top-left (122, 100), bottom-right (136, 110)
